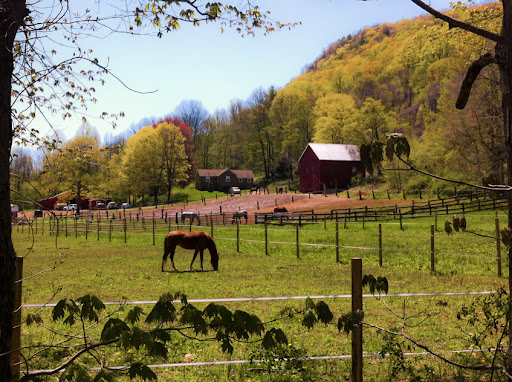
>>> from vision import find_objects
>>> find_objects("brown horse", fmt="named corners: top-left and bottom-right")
top-left (274, 206), bottom-right (288, 213)
top-left (162, 231), bottom-right (219, 272)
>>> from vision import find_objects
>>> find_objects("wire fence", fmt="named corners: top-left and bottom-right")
top-left (14, 208), bottom-right (506, 278)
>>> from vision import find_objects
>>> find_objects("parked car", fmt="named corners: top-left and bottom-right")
top-left (121, 203), bottom-right (131, 209)
top-left (55, 203), bottom-right (67, 210)
top-left (229, 187), bottom-right (241, 195)
top-left (63, 204), bottom-right (77, 211)
top-left (107, 202), bottom-right (118, 210)
top-left (96, 202), bottom-right (106, 210)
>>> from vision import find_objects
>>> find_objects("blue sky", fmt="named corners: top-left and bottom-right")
top-left (34, 0), bottom-right (455, 142)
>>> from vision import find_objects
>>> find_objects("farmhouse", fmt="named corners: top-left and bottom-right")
top-left (298, 143), bottom-right (365, 193)
top-left (196, 169), bottom-right (255, 192)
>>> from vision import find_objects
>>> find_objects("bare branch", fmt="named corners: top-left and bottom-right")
top-left (410, 0), bottom-right (503, 43)
top-left (456, 53), bottom-right (496, 109)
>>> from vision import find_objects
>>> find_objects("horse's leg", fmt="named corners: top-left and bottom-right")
top-left (189, 249), bottom-right (199, 271)
top-left (199, 249), bottom-right (204, 271)
top-left (162, 243), bottom-right (176, 272)
top-left (170, 246), bottom-right (179, 271)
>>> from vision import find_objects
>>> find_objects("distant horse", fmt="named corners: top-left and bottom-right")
top-left (274, 206), bottom-right (288, 213)
top-left (278, 187), bottom-right (284, 194)
top-left (162, 230), bottom-right (219, 272)
top-left (231, 210), bottom-right (248, 224)
top-left (249, 186), bottom-right (259, 194)
top-left (181, 211), bottom-right (201, 225)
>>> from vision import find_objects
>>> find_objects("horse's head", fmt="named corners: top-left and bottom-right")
top-left (211, 251), bottom-right (219, 271)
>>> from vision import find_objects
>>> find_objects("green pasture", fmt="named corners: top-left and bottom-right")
top-left (12, 210), bottom-right (510, 381)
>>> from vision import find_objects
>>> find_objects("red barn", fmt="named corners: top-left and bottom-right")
top-left (298, 143), bottom-right (365, 193)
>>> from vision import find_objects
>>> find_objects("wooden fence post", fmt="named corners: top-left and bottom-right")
top-left (152, 216), bottom-right (156, 246)
top-left (85, 219), bottom-right (89, 239)
top-left (296, 223), bottom-right (300, 259)
top-left (97, 219), bottom-right (101, 241)
top-left (379, 223), bottom-right (382, 267)
top-left (109, 220), bottom-right (112, 242)
top-left (265, 221), bottom-right (268, 256)
top-left (336, 222), bottom-right (340, 263)
top-left (399, 210), bottom-right (403, 230)
top-left (124, 218), bottom-right (127, 243)
top-left (11, 256), bottom-right (23, 382)
top-left (496, 217), bottom-right (502, 277)
top-left (351, 258), bottom-right (363, 382)
top-left (237, 220), bottom-right (240, 253)
top-left (210, 213), bottom-right (214, 238)
top-left (431, 224), bottom-right (435, 273)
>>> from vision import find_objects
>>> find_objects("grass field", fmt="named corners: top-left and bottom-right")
top-left (12, 210), bottom-right (510, 381)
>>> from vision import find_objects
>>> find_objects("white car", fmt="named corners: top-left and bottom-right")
top-left (229, 187), bottom-right (241, 195)
top-left (63, 204), bottom-right (77, 211)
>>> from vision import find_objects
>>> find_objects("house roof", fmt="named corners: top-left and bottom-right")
top-left (299, 143), bottom-right (361, 162)
top-left (231, 169), bottom-right (255, 178)
top-left (197, 169), bottom-right (225, 177)
top-left (197, 169), bottom-right (255, 178)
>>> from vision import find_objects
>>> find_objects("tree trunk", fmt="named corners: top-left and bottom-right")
top-left (0, 3), bottom-right (29, 380)
top-left (495, 0), bottom-right (512, 376)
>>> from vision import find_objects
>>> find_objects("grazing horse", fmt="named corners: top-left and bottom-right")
top-left (162, 230), bottom-right (219, 272)
top-left (231, 210), bottom-right (248, 224)
top-left (181, 211), bottom-right (201, 225)
top-left (249, 186), bottom-right (259, 194)
top-left (274, 206), bottom-right (288, 213)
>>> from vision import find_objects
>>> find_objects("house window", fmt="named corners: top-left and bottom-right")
top-left (238, 178), bottom-right (243, 183)
top-left (226, 176), bottom-right (231, 183)
top-left (305, 167), bottom-right (309, 174)
top-left (312, 167), bottom-right (316, 173)
top-left (205, 176), bottom-right (210, 183)
top-left (352, 167), bottom-right (357, 173)
top-left (247, 178), bottom-right (252, 183)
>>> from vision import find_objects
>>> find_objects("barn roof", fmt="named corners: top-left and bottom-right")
top-left (299, 143), bottom-right (361, 162)
top-left (197, 169), bottom-right (255, 178)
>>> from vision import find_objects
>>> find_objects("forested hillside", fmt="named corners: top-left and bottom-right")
top-left (195, 1), bottom-right (503, 190)
top-left (12, 2), bottom-right (504, 205)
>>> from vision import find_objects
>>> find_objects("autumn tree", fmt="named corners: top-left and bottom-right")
top-left (154, 116), bottom-right (196, 185)
top-left (41, 136), bottom-right (103, 213)
top-left (154, 122), bottom-right (190, 201)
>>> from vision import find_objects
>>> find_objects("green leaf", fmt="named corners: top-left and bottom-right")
top-left (180, 305), bottom-right (207, 335)
top-left (128, 363), bottom-right (156, 380)
top-left (26, 313), bottom-right (43, 326)
top-left (52, 298), bottom-right (77, 322)
top-left (101, 318), bottom-right (130, 341)
top-left (315, 301), bottom-right (333, 324)
top-left (94, 369), bottom-right (116, 382)
top-left (145, 295), bottom-right (176, 324)
top-left (150, 341), bottom-right (168, 358)
top-left (126, 306), bottom-right (144, 324)
top-left (221, 337), bottom-right (233, 354)
top-left (301, 311), bottom-right (317, 329)
top-left (305, 297), bottom-right (315, 310)
top-left (60, 362), bottom-right (93, 381)
top-left (77, 295), bottom-right (105, 322)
